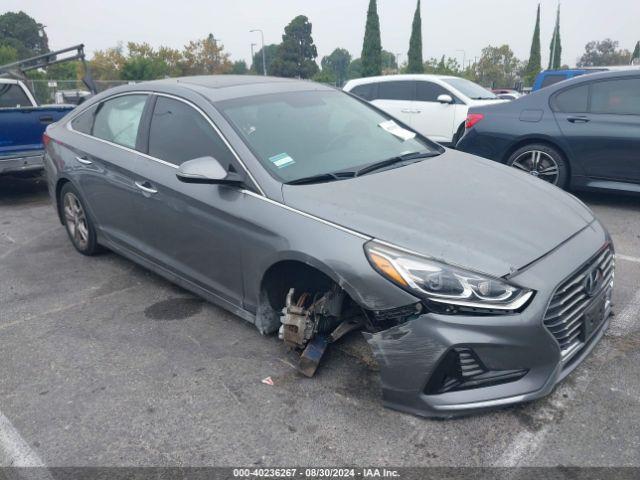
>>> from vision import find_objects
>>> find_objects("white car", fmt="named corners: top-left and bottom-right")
top-left (344, 74), bottom-right (504, 146)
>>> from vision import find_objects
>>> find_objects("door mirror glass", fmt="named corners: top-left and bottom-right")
top-left (176, 156), bottom-right (243, 185)
top-left (437, 94), bottom-right (454, 104)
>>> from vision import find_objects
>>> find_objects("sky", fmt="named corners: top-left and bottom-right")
top-left (7, 0), bottom-right (640, 68)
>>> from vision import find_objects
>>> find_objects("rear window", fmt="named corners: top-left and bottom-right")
top-left (0, 83), bottom-right (31, 108)
top-left (350, 83), bottom-right (377, 101)
top-left (590, 78), bottom-right (640, 115)
top-left (92, 95), bottom-right (147, 149)
top-left (552, 85), bottom-right (589, 113)
top-left (377, 81), bottom-right (415, 101)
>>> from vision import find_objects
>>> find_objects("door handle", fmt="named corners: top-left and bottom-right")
top-left (75, 156), bottom-right (92, 165)
top-left (39, 115), bottom-right (54, 124)
top-left (135, 180), bottom-right (158, 194)
top-left (401, 109), bottom-right (420, 114)
top-left (567, 116), bottom-right (590, 123)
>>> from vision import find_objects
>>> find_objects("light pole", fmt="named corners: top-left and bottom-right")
top-left (395, 53), bottom-right (402, 73)
top-left (250, 29), bottom-right (266, 76)
top-left (250, 43), bottom-right (256, 67)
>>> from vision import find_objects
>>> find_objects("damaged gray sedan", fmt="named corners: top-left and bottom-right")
top-left (44, 76), bottom-right (614, 418)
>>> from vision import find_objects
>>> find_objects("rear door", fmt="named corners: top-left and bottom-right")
top-left (554, 77), bottom-right (640, 183)
top-left (69, 93), bottom-right (149, 249)
top-left (128, 94), bottom-right (244, 306)
top-left (370, 81), bottom-right (417, 127)
top-left (412, 80), bottom-right (458, 143)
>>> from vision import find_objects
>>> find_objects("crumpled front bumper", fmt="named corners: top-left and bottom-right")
top-left (364, 220), bottom-right (612, 418)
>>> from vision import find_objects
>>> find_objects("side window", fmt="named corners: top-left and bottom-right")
top-left (148, 96), bottom-right (236, 167)
top-left (70, 105), bottom-right (98, 134)
top-left (590, 78), bottom-right (640, 115)
top-left (377, 81), bottom-right (415, 101)
top-left (93, 95), bottom-right (147, 149)
top-left (552, 85), bottom-right (589, 113)
top-left (0, 83), bottom-right (31, 108)
top-left (350, 83), bottom-right (376, 101)
top-left (541, 74), bottom-right (568, 88)
top-left (416, 81), bottom-right (452, 102)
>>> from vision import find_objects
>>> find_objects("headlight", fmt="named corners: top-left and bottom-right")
top-left (365, 241), bottom-right (534, 311)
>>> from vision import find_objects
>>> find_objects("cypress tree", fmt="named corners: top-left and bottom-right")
top-left (632, 41), bottom-right (640, 64)
top-left (407, 0), bottom-right (424, 73)
top-left (548, 5), bottom-right (562, 69)
top-left (524, 4), bottom-right (542, 85)
top-left (361, 0), bottom-right (382, 77)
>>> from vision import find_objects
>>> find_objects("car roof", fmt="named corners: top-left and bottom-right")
top-left (344, 74), bottom-right (456, 87)
top-left (111, 75), bottom-right (336, 102)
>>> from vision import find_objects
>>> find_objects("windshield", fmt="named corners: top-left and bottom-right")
top-left (441, 78), bottom-right (497, 100)
top-left (216, 90), bottom-right (440, 183)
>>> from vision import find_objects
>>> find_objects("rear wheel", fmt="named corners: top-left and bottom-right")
top-left (506, 144), bottom-right (568, 188)
top-left (60, 183), bottom-right (100, 255)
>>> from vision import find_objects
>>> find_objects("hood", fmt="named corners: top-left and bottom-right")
top-left (281, 151), bottom-right (595, 278)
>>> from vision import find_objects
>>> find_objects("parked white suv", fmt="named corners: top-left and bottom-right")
top-left (344, 74), bottom-right (504, 145)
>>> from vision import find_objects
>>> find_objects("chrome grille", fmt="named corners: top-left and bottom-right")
top-left (543, 245), bottom-right (614, 359)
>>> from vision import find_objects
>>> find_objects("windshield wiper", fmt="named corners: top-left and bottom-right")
top-left (355, 151), bottom-right (438, 177)
top-left (286, 171), bottom-right (356, 185)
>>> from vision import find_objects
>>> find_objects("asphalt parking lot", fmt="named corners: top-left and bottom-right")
top-left (0, 174), bottom-right (639, 468)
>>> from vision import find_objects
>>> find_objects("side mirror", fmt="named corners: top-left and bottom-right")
top-left (437, 94), bottom-right (454, 104)
top-left (176, 156), bottom-right (244, 185)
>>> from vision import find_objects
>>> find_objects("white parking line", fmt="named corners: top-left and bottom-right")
top-left (0, 412), bottom-right (47, 468)
top-left (617, 254), bottom-right (640, 264)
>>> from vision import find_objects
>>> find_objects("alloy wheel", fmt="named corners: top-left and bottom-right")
top-left (63, 192), bottom-right (89, 250)
top-left (511, 150), bottom-right (560, 185)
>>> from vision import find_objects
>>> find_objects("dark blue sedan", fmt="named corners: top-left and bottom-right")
top-left (457, 70), bottom-right (640, 193)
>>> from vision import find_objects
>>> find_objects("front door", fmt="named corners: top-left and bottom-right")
top-left (128, 95), bottom-right (245, 306)
top-left (412, 81), bottom-right (458, 143)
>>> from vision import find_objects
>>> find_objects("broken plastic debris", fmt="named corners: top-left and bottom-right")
top-left (261, 376), bottom-right (274, 386)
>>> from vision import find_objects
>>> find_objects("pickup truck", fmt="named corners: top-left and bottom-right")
top-left (0, 78), bottom-right (74, 175)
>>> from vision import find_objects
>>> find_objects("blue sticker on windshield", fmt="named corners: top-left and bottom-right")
top-left (269, 152), bottom-right (295, 168)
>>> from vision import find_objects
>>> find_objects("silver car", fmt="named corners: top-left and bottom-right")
top-left (44, 76), bottom-right (614, 418)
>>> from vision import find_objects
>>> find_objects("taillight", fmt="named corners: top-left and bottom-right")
top-left (42, 132), bottom-right (51, 147)
top-left (465, 113), bottom-right (484, 129)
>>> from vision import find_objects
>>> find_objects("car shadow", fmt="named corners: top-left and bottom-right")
top-left (0, 173), bottom-right (50, 206)
top-left (575, 190), bottom-right (640, 212)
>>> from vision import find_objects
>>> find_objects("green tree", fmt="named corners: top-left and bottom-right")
top-left (633, 41), bottom-right (640, 64)
top-left (407, 0), bottom-right (424, 73)
top-left (548, 5), bottom-right (562, 69)
top-left (361, 0), bottom-right (382, 77)
top-left (46, 61), bottom-right (80, 80)
top-left (424, 56), bottom-right (460, 75)
top-left (89, 46), bottom-right (126, 80)
top-left (230, 60), bottom-right (248, 74)
top-left (0, 11), bottom-right (49, 58)
top-left (321, 48), bottom-right (351, 86)
top-left (578, 39), bottom-right (631, 66)
top-left (348, 58), bottom-right (363, 79)
top-left (523, 4), bottom-right (541, 86)
top-left (251, 44), bottom-right (279, 75)
top-left (270, 16), bottom-right (319, 78)
top-left (313, 68), bottom-right (336, 85)
top-left (182, 34), bottom-right (232, 75)
top-left (0, 44), bottom-right (18, 65)
top-left (381, 50), bottom-right (398, 72)
top-left (472, 45), bottom-right (523, 88)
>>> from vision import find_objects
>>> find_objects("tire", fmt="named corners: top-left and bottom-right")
top-left (506, 143), bottom-right (569, 189)
top-left (59, 183), bottom-right (100, 255)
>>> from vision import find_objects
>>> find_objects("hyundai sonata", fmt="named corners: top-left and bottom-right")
top-left (44, 76), bottom-right (614, 417)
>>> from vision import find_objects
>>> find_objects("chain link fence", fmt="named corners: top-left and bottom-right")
top-left (25, 79), bottom-right (138, 105)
